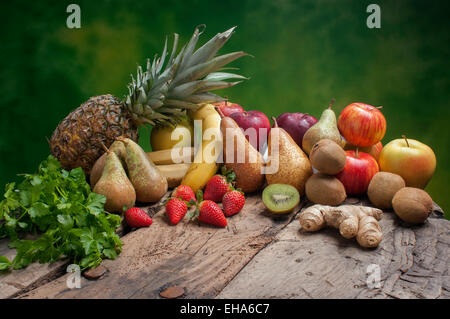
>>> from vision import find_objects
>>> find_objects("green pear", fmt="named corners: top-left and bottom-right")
top-left (302, 99), bottom-right (343, 154)
top-left (90, 140), bottom-right (127, 187)
top-left (119, 137), bottom-right (168, 203)
top-left (93, 149), bottom-right (136, 213)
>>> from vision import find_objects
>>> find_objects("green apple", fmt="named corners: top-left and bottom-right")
top-left (378, 136), bottom-right (436, 189)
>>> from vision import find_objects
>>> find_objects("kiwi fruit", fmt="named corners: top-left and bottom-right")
top-left (392, 187), bottom-right (433, 224)
top-left (367, 172), bottom-right (405, 209)
top-left (262, 184), bottom-right (300, 214)
top-left (309, 139), bottom-right (346, 175)
top-left (305, 173), bottom-right (346, 206)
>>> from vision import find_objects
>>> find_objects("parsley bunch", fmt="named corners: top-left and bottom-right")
top-left (0, 155), bottom-right (122, 271)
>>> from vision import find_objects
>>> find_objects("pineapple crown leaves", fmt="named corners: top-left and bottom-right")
top-left (125, 25), bottom-right (249, 127)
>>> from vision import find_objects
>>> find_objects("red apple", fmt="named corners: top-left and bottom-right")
top-left (276, 113), bottom-right (318, 147)
top-left (344, 141), bottom-right (383, 161)
top-left (229, 110), bottom-right (271, 152)
top-left (214, 101), bottom-right (244, 117)
top-left (338, 103), bottom-right (386, 147)
top-left (378, 136), bottom-right (436, 189)
top-left (336, 150), bottom-right (379, 195)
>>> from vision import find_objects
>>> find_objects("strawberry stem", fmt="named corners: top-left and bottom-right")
top-left (196, 189), bottom-right (204, 203)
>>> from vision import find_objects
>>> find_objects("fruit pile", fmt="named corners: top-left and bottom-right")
top-left (46, 26), bottom-right (438, 242)
top-left (164, 169), bottom-right (245, 228)
top-left (0, 25), bottom-right (440, 271)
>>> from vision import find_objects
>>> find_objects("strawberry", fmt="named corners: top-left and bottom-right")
top-left (197, 200), bottom-right (227, 227)
top-left (172, 185), bottom-right (196, 203)
top-left (125, 207), bottom-right (152, 228)
top-left (222, 191), bottom-right (245, 217)
top-left (165, 198), bottom-right (188, 225)
top-left (203, 175), bottom-right (233, 202)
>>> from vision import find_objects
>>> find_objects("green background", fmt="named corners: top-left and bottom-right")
top-left (1, 0), bottom-right (449, 217)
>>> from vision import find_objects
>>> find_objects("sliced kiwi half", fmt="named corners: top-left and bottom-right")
top-left (262, 184), bottom-right (300, 214)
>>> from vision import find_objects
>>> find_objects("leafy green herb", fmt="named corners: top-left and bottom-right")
top-left (0, 256), bottom-right (11, 272)
top-left (0, 155), bottom-right (122, 271)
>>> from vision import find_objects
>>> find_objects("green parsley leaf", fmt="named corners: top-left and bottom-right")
top-left (0, 256), bottom-right (11, 271)
top-left (0, 155), bottom-right (123, 271)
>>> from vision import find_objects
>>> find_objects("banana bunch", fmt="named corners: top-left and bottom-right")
top-left (148, 147), bottom-right (193, 188)
top-left (181, 104), bottom-right (222, 192)
top-left (157, 163), bottom-right (190, 188)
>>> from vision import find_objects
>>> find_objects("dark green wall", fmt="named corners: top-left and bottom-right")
top-left (1, 0), bottom-right (449, 217)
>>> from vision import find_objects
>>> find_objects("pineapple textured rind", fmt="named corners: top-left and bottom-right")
top-left (50, 95), bottom-right (138, 174)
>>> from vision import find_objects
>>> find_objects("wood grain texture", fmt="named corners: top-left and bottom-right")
top-left (0, 195), bottom-right (167, 299)
top-left (217, 202), bottom-right (450, 299)
top-left (18, 194), bottom-right (303, 299)
top-left (0, 239), bottom-right (67, 299)
top-left (2, 195), bottom-right (448, 299)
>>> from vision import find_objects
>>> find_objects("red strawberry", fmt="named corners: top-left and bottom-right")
top-left (172, 185), bottom-right (196, 203)
top-left (203, 175), bottom-right (233, 202)
top-left (125, 207), bottom-right (152, 228)
top-left (198, 200), bottom-right (227, 227)
top-left (165, 198), bottom-right (188, 225)
top-left (222, 191), bottom-right (245, 217)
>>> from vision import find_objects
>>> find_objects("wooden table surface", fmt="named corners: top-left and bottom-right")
top-left (1, 193), bottom-right (449, 299)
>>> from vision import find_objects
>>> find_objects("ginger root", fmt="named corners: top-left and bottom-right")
top-left (299, 204), bottom-right (383, 248)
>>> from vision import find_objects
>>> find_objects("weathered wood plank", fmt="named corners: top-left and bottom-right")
top-left (4, 194), bottom-right (449, 299)
top-left (217, 203), bottom-right (450, 299)
top-left (0, 239), bottom-right (68, 299)
top-left (0, 194), bottom-right (168, 299)
top-left (18, 194), bottom-right (303, 299)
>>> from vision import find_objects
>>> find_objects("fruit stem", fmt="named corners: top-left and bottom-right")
top-left (215, 106), bottom-right (225, 118)
top-left (355, 148), bottom-right (359, 158)
top-left (271, 116), bottom-right (278, 128)
top-left (100, 142), bottom-right (110, 154)
top-left (402, 135), bottom-right (410, 147)
top-left (116, 136), bottom-right (128, 145)
top-left (328, 98), bottom-right (336, 110)
top-left (370, 106), bottom-right (383, 111)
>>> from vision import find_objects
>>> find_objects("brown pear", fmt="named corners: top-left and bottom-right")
top-left (217, 108), bottom-right (265, 193)
top-left (90, 140), bottom-right (127, 187)
top-left (93, 149), bottom-right (136, 213)
top-left (266, 117), bottom-right (312, 194)
top-left (118, 137), bottom-right (168, 203)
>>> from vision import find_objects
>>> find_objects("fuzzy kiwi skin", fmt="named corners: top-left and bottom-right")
top-left (309, 139), bottom-right (346, 175)
top-left (305, 173), bottom-right (346, 206)
top-left (392, 187), bottom-right (433, 224)
top-left (367, 172), bottom-right (405, 209)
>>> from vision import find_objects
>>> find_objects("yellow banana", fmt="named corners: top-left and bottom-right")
top-left (181, 104), bottom-right (222, 192)
top-left (147, 147), bottom-right (194, 165)
top-left (157, 163), bottom-right (191, 188)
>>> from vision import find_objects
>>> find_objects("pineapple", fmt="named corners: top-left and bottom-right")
top-left (50, 26), bottom-right (247, 174)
